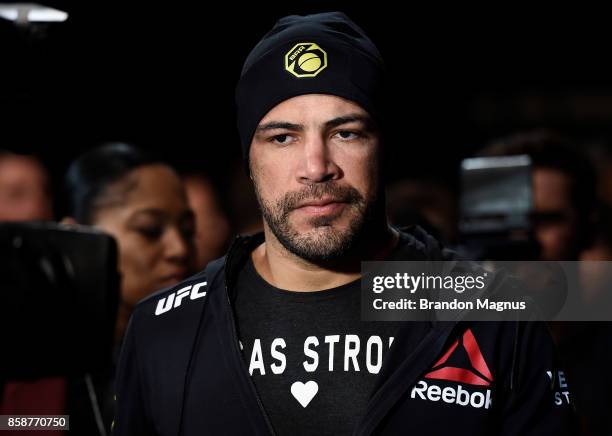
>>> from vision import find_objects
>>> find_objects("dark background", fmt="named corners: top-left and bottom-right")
top-left (3, 5), bottom-right (612, 434)
top-left (3, 1), bottom-right (612, 193)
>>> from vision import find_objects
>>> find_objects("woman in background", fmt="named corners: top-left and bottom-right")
top-left (64, 144), bottom-right (195, 433)
top-left (64, 143), bottom-right (195, 434)
top-left (1, 143), bottom-right (195, 435)
top-left (65, 143), bottom-right (195, 342)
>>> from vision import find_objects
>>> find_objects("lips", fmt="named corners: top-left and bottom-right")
top-left (294, 198), bottom-right (347, 216)
top-left (299, 197), bottom-right (341, 207)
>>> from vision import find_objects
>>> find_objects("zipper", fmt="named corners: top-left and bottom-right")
top-left (224, 236), bottom-right (277, 436)
top-left (353, 320), bottom-right (460, 436)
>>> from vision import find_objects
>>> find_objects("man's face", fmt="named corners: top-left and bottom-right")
top-left (249, 94), bottom-right (381, 261)
top-left (0, 155), bottom-right (53, 221)
top-left (532, 167), bottom-right (579, 260)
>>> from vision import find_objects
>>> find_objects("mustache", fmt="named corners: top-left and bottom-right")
top-left (276, 183), bottom-right (364, 215)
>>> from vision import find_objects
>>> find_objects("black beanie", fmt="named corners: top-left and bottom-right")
top-left (236, 12), bottom-right (386, 161)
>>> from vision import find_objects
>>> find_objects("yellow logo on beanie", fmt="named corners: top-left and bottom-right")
top-left (285, 43), bottom-right (327, 78)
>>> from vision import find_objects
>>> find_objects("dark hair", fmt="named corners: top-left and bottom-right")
top-left (65, 143), bottom-right (160, 224)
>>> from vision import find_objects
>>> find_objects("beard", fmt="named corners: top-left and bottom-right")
top-left (253, 179), bottom-right (379, 262)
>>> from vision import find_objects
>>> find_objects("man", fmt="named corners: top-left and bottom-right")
top-left (480, 130), bottom-right (597, 261)
top-left (0, 150), bottom-right (58, 434)
top-left (483, 132), bottom-right (612, 435)
top-left (113, 13), bottom-right (575, 435)
top-left (0, 149), bottom-right (53, 222)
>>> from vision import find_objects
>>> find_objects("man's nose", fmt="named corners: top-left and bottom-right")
top-left (296, 135), bottom-right (341, 184)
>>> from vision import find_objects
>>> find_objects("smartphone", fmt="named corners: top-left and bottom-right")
top-left (0, 222), bottom-right (119, 379)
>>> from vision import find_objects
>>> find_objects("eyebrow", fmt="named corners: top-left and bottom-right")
top-left (256, 122), bottom-right (303, 132)
top-left (324, 114), bottom-right (374, 130)
top-left (255, 113), bottom-right (375, 133)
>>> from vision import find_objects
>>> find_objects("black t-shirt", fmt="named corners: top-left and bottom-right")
top-left (234, 259), bottom-right (400, 436)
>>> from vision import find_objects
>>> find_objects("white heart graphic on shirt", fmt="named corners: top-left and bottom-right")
top-left (290, 381), bottom-right (319, 408)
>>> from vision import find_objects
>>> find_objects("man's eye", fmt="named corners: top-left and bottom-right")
top-left (271, 134), bottom-right (292, 145)
top-left (334, 131), bottom-right (359, 140)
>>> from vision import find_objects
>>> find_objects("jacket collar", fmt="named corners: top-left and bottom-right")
top-left (224, 232), bottom-right (265, 303)
top-left (223, 226), bottom-right (448, 302)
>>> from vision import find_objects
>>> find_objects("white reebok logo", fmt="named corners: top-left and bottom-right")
top-left (290, 381), bottom-right (318, 408)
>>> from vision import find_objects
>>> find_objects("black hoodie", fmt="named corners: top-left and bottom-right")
top-left (112, 227), bottom-right (576, 435)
